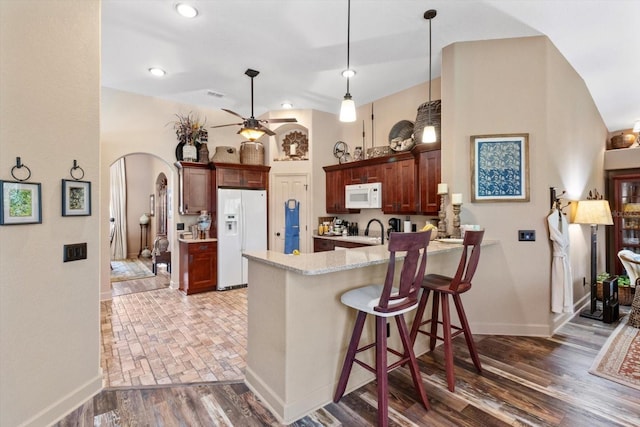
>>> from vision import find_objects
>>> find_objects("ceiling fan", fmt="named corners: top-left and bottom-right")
top-left (211, 69), bottom-right (297, 141)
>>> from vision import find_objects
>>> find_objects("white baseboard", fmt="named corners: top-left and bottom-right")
top-left (21, 374), bottom-right (102, 427)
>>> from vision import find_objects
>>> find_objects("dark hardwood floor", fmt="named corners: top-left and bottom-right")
top-left (55, 306), bottom-right (639, 426)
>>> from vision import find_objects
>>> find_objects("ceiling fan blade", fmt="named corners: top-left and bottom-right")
top-left (222, 108), bottom-right (246, 119)
top-left (264, 118), bottom-right (298, 124)
top-left (210, 122), bottom-right (243, 129)
top-left (258, 124), bottom-right (276, 136)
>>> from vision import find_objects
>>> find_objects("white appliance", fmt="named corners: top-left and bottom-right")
top-left (345, 182), bottom-right (382, 209)
top-left (217, 189), bottom-right (267, 290)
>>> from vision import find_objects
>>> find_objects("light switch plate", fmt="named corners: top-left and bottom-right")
top-left (518, 230), bottom-right (536, 241)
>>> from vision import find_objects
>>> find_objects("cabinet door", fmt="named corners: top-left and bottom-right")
top-left (217, 167), bottom-right (267, 189)
top-left (181, 242), bottom-right (217, 295)
top-left (382, 159), bottom-right (416, 214)
top-left (189, 246), bottom-right (217, 291)
top-left (417, 149), bottom-right (441, 215)
top-left (346, 164), bottom-right (382, 184)
top-left (217, 167), bottom-right (243, 187)
top-left (313, 238), bottom-right (334, 252)
top-left (180, 165), bottom-right (210, 215)
top-left (325, 169), bottom-right (349, 213)
top-left (611, 174), bottom-right (640, 274)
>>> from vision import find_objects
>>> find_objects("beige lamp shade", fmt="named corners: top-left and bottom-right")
top-left (573, 199), bottom-right (613, 225)
top-left (239, 127), bottom-right (265, 141)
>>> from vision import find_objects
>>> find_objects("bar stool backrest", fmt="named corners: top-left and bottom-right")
top-left (375, 230), bottom-right (432, 314)
top-left (449, 230), bottom-right (485, 292)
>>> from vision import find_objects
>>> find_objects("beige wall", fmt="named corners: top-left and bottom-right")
top-left (0, 1), bottom-right (102, 426)
top-left (442, 36), bottom-right (607, 334)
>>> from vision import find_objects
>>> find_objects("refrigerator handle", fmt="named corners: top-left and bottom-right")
top-left (240, 196), bottom-right (246, 251)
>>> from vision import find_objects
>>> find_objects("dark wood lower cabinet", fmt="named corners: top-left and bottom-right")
top-left (313, 237), bottom-right (372, 252)
top-left (179, 240), bottom-right (217, 295)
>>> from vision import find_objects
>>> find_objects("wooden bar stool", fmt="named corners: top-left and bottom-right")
top-left (334, 231), bottom-right (432, 426)
top-left (410, 230), bottom-right (485, 392)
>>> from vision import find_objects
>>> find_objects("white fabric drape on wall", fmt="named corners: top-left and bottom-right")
top-left (110, 158), bottom-right (127, 260)
top-left (548, 209), bottom-right (572, 314)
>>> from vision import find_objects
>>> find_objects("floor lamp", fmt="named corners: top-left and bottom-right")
top-left (574, 199), bottom-right (613, 320)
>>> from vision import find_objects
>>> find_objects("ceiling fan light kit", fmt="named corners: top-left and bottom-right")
top-left (339, 0), bottom-right (356, 123)
top-left (210, 69), bottom-right (297, 141)
top-left (422, 9), bottom-right (437, 144)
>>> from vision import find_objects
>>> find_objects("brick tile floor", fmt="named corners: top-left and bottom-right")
top-left (101, 286), bottom-right (247, 387)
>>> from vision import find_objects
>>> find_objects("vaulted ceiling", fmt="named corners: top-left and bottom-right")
top-left (102, 0), bottom-right (640, 133)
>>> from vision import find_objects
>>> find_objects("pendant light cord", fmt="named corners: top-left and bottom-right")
top-left (346, 0), bottom-right (351, 95)
top-left (427, 13), bottom-right (432, 124)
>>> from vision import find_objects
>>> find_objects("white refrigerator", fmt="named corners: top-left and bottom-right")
top-left (217, 189), bottom-right (267, 290)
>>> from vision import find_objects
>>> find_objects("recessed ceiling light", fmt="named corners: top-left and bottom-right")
top-left (281, 102), bottom-right (293, 109)
top-left (341, 69), bottom-right (356, 78)
top-left (148, 67), bottom-right (166, 77)
top-left (176, 3), bottom-right (198, 18)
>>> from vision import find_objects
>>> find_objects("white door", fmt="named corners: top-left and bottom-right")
top-left (272, 174), bottom-right (309, 253)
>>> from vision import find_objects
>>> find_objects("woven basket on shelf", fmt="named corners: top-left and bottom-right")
top-left (211, 146), bottom-right (240, 163)
top-left (596, 282), bottom-right (635, 305)
top-left (240, 142), bottom-right (265, 165)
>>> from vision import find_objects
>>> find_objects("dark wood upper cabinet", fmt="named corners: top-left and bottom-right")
top-left (323, 145), bottom-right (440, 215)
top-left (175, 161), bottom-right (211, 215)
top-left (414, 144), bottom-right (441, 215)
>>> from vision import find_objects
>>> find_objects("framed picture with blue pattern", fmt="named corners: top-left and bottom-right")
top-left (470, 134), bottom-right (529, 203)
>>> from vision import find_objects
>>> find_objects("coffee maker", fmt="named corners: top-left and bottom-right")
top-left (388, 218), bottom-right (401, 236)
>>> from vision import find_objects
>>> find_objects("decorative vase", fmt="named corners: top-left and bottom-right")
top-left (139, 213), bottom-right (150, 225)
top-left (198, 143), bottom-right (210, 164)
top-left (182, 143), bottom-right (198, 162)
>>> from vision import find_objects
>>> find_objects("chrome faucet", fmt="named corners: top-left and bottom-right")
top-left (364, 219), bottom-right (384, 244)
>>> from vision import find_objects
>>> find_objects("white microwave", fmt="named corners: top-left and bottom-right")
top-left (345, 182), bottom-right (382, 209)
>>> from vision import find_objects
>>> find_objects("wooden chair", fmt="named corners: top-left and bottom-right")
top-left (410, 229), bottom-right (485, 392)
top-left (334, 231), bottom-right (432, 426)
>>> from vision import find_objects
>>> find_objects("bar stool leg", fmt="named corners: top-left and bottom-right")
top-left (429, 293), bottom-right (440, 351)
top-left (453, 294), bottom-right (482, 372)
top-left (409, 289), bottom-right (431, 343)
top-left (440, 293), bottom-right (456, 392)
top-left (376, 316), bottom-right (389, 427)
top-left (334, 311), bottom-right (367, 403)
top-left (396, 314), bottom-right (430, 410)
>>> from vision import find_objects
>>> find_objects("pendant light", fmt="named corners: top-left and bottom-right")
top-left (422, 9), bottom-right (437, 143)
top-left (339, 0), bottom-right (356, 122)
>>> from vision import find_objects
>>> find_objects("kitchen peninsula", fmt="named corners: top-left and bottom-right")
top-left (242, 239), bottom-right (498, 424)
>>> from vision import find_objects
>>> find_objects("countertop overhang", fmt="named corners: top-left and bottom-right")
top-left (178, 237), bottom-right (218, 243)
top-left (244, 240), bottom-right (497, 276)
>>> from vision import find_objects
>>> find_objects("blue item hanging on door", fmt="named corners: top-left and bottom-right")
top-left (284, 199), bottom-right (300, 254)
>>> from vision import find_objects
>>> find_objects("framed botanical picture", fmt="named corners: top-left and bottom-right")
top-left (0, 180), bottom-right (42, 225)
top-left (62, 179), bottom-right (91, 216)
top-left (470, 133), bottom-right (529, 203)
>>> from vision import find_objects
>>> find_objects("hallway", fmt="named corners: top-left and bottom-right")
top-left (102, 267), bottom-right (247, 387)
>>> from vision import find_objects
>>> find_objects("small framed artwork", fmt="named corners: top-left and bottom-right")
top-left (0, 180), bottom-right (42, 225)
top-left (62, 179), bottom-right (91, 216)
top-left (470, 133), bottom-right (529, 203)
top-left (149, 194), bottom-right (155, 216)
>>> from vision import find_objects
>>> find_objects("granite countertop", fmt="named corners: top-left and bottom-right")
top-left (312, 234), bottom-right (382, 245)
top-left (244, 240), bottom-right (497, 276)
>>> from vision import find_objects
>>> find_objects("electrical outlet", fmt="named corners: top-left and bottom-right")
top-left (177, 223), bottom-right (185, 230)
top-left (64, 243), bottom-right (87, 262)
top-left (518, 230), bottom-right (536, 241)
